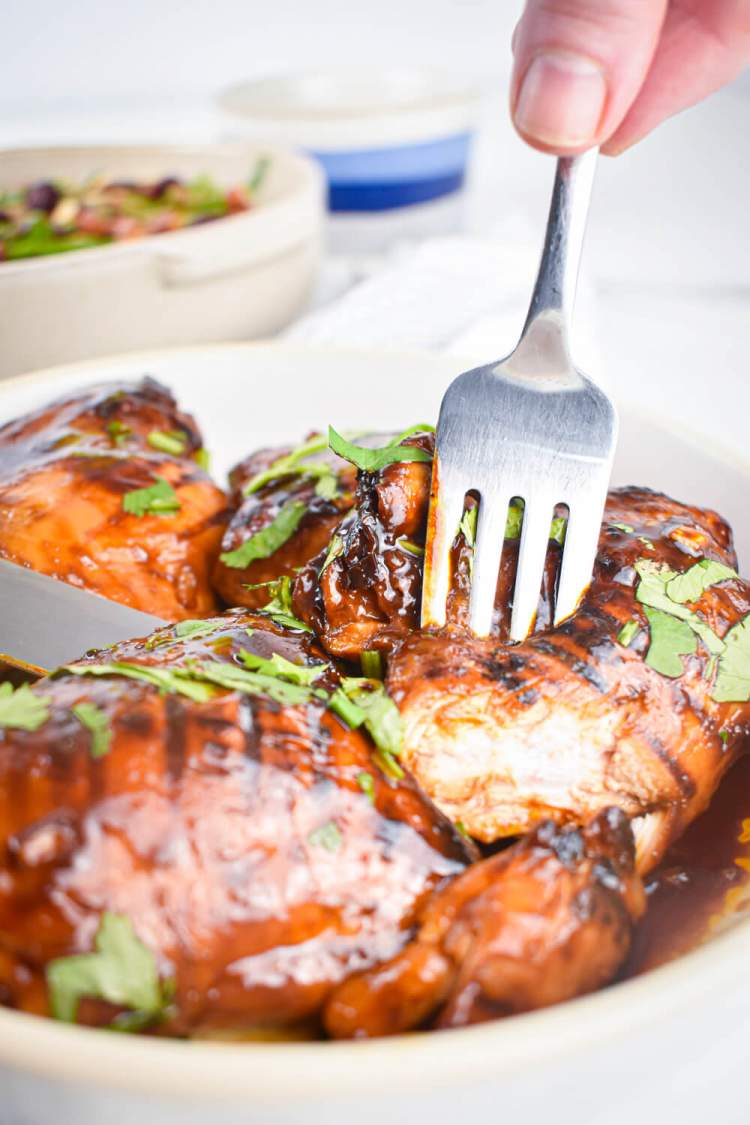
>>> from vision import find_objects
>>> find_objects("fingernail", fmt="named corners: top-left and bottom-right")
top-left (515, 51), bottom-right (607, 148)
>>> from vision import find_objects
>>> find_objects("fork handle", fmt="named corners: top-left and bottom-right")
top-left (521, 149), bottom-right (598, 343)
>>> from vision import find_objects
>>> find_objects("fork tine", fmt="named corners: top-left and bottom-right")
top-left (421, 470), bottom-right (465, 630)
top-left (509, 497), bottom-right (554, 642)
top-left (468, 493), bottom-right (510, 637)
top-left (554, 490), bottom-right (606, 627)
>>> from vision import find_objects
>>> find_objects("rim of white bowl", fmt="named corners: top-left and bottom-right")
top-left (0, 341), bottom-right (748, 1102)
top-left (218, 67), bottom-right (488, 151)
top-left (0, 143), bottom-right (323, 277)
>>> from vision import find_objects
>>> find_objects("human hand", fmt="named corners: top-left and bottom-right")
top-left (510, 1), bottom-right (750, 155)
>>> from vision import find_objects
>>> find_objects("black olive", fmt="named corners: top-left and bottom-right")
top-left (25, 181), bottom-right (61, 213)
top-left (147, 176), bottom-right (180, 200)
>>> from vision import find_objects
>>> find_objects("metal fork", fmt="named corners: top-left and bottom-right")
top-left (422, 149), bottom-right (617, 642)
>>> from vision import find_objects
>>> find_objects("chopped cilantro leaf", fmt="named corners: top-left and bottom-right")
top-left (238, 649), bottom-right (328, 686)
top-left (147, 430), bottom-right (187, 456)
top-left (122, 476), bottom-right (181, 518)
top-left (634, 559), bottom-right (724, 656)
top-left (46, 912), bottom-right (172, 1027)
top-left (194, 448), bottom-right (210, 472)
top-left (339, 678), bottom-right (403, 759)
top-left (329, 688), bottom-right (367, 729)
top-left (319, 534), bottom-right (344, 577)
top-left (361, 650), bottom-right (383, 679)
top-left (249, 576), bottom-right (313, 633)
top-left (505, 502), bottom-right (524, 540)
top-left (174, 619), bottom-right (223, 641)
top-left (610, 522), bottom-right (635, 534)
top-left (459, 506), bottom-right (478, 549)
top-left (220, 500), bottom-right (306, 569)
top-left (242, 434), bottom-right (330, 495)
top-left (195, 661), bottom-right (324, 707)
top-left (719, 729), bottom-right (730, 746)
top-left (72, 702), bottom-right (111, 758)
top-left (398, 538), bottom-right (424, 557)
top-left (356, 770), bottom-right (376, 803)
top-left (314, 472), bottom-right (340, 500)
top-left (328, 426), bottom-right (433, 473)
top-left (308, 821), bottom-right (342, 853)
top-left (0, 682), bottom-right (49, 732)
top-left (713, 614), bottom-right (750, 702)
top-left (61, 662), bottom-right (215, 703)
top-left (643, 607), bottom-right (697, 677)
top-left (665, 559), bottom-right (737, 605)
top-left (455, 820), bottom-right (471, 840)
top-left (107, 420), bottom-right (132, 447)
top-left (617, 619), bottom-right (640, 647)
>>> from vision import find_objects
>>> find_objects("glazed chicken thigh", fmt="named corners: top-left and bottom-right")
top-left (0, 378), bottom-right (228, 620)
top-left (255, 430), bottom-right (750, 872)
top-left (0, 615), bottom-right (470, 1033)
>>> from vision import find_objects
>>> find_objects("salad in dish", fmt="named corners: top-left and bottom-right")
top-left (0, 377), bottom-right (748, 1039)
top-left (0, 161), bottom-right (269, 262)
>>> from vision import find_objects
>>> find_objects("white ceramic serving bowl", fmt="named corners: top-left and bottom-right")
top-left (0, 145), bottom-right (325, 380)
top-left (218, 69), bottom-right (484, 212)
top-left (1, 342), bottom-right (749, 1125)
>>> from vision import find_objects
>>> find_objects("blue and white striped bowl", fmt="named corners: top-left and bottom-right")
top-left (218, 69), bottom-right (483, 213)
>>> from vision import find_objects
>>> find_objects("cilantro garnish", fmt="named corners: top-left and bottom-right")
top-left (712, 616), bottom-right (750, 703)
top-left (175, 619), bottom-right (223, 640)
top-left (610, 522), bottom-right (635, 534)
top-left (248, 576), bottom-right (312, 633)
top-left (194, 661), bottom-right (321, 707)
top-left (46, 912), bottom-right (173, 1027)
top-left (319, 534), bottom-right (344, 577)
top-left (62, 662), bottom-right (216, 703)
top-left (617, 619), bottom-right (640, 647)
top-left (458, 501), bottom-right (565, 550)
top-left (122, 476), bottom-right (181, 518)
top-left (634, 560), bottom-right (724, 656)
top-left (459, 506), bottom-right (478, 549)
top-left (308, 821), bottom-right (343, 853)
top-left (72, 702), bottom-right (111, 758)
top-left (220, 500), bottom-right (306, 569)
top-left (631, 556), bottom-right (750, 701)
top-left (328, 425), bottom-right (433, 473)
top-left (398, 538), bottom-right (425, 557)
top-left (147, 430), bottom-right (187, 456)
top-left (665, 559), bottom-right (737, 605)
top-left (144, 618), bottom-right (224, 651)
top-left (107, 420), bottom-right (132, 447)
top-left (238, 649), bottom-right (328, 687)
top-left (242, 434), bottom-right (335, 496)
top-left (356, 770), bottom-right (376, 803)
top-left (642, 607), bottom-right (697, 677)
top-left (0, 682), bottom-right (49, 732)
top-left (194, 448), bottom-right (210, 472)
top-left (338, 678), bottom-right (403, 760)
top-left (360, 650), bottom-right (383, 679)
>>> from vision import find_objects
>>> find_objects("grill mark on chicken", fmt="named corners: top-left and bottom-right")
top-left (0, 613), bottom-right (471, 1032)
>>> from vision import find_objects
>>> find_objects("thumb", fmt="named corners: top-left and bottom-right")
top-left (511, 0), bottom-right (668, 154)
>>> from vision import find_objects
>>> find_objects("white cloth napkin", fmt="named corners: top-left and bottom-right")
top-left (285, 219), bottom-right (603, 378)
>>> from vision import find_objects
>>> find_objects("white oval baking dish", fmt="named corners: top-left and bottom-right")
top-left (0, 144), bottom-right (325, 379)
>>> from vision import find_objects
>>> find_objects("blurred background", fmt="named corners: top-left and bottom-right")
top-left (2, 0), bottom-right (748, 445)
